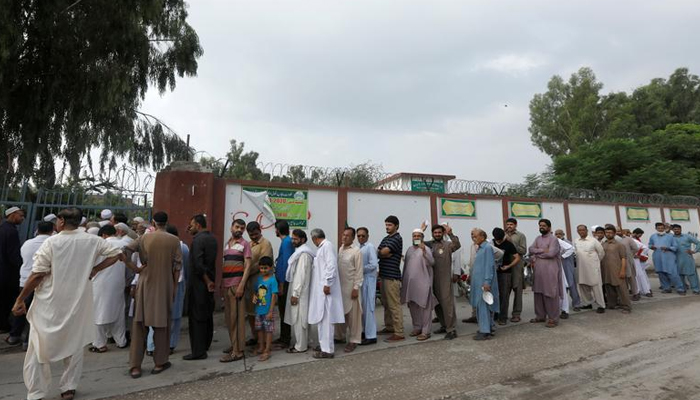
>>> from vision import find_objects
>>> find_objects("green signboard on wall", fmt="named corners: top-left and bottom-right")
top-left (509, 201), bottom-right (542, 219)
top-left (440, 198), bottom-right (476, 217)
top-left (410, 178), bottom-right (445, 194)
top-left (626, 207), bottom-right (649, 221)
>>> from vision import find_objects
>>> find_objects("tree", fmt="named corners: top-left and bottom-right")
top-left (552, 124), bottom-right (700, 195)
top-left (204, 140), bottom-right (271, 181)
top-left (528, 67), bottom-right (605, 157)
top-left (0, 1), bottom-right (203, 186)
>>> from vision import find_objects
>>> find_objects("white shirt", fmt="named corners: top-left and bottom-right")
top-left (19, 234), bottom-right (50, 287)
top-left (558, 238), bottom-right (575, 259)
top-left (28, 229), bottom-right (121, 363)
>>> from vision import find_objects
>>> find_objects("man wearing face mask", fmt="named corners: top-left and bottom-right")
top-left (400, 229), bottom-right (436, 341)
top-left (528, 219), bottom-right (562, 328)
top-left (648, 222), bottom-right (684, 294)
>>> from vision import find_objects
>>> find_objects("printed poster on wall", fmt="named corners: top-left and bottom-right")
top-left (509, 201), bottom-right (542, 219)
top-left (243, 186), bottom-right (308, 228)
top-left (440, 198), bottom-right (476, 218)
top-left (626, 207), bottom-right (649, 221)
top-left (670, 208), bottom-right (691, 221)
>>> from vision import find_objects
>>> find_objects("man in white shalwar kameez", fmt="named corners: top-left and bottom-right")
top-left (308, 228), bottom-right (344, 359)
top-left (631, 228), bottom-right (652, 297)
top-left (90, 225), bottom-right (129, 352)
top-left (284, 229), bottom-right (315, 353)
top-left (12, 208), bottom-right (121, 400)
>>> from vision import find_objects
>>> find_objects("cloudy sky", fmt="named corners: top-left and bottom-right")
top-left (141, 0), bottom-right (700, 183)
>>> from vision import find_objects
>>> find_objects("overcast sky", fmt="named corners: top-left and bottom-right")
top-left (141, 0), bottom-right (700, 183)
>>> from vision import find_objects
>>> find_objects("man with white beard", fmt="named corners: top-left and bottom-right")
top-left (308, 228), bottom-right (344, 359)
top-left (284, 229), bottom-right (315, 354)
top-left (89, 225), bottom-right (129, 352)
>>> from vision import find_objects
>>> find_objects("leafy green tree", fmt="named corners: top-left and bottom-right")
top-left (529, 67), bottom-right (605, 157)
top-left (552, 124), bottom-right (700, 195)
top-left (203, 140), bottom-right (271, 181)
top-left (0, 1), bottom-right (203, 185)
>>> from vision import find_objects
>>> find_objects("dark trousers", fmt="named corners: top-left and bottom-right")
top-left (0, 283), bottom-right (19, 331)
top-left (277, 281), bottom-right (291, 344)
top-left (188, 315), bottom-right (213, 356)
top-left (130, 321), bottom-right (169, 369)
top-left (187, 283), bottom-right (214, 356)
top-left (604, 284), bottom-right (631, 311)
top-left (9, 288), bottom-right (32, 339)
top-left (496, 273), bottom-right (513, 321)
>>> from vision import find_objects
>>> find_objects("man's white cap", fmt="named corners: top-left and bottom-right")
top-left (115, 222), bottom-right (130, 232)
top-left (80, 217), bottom-right (87, 226)
top-left (98, 220), bottom-right (110, 227)
top-left (43, 213), bottom-right (57, 223)
top-left (133, 216), bottom-right (145, 224)
top-left (4, 206), bottom-right (21, 217)
top-left (412, 228), bottom-right (423, 234)
top-left (100, 209), bottom-right (113, 220)
top-left (87, 227), bottom-right (100, 235)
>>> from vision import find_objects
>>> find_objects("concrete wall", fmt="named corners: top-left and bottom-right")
top-left (347, 191), bottom-right (431, 256)
top-left (663, 208), bottom-right (700, 235)
top-left (222, 183), bottom-right (338, 251)
top-left (154, 170), bottom-right (700, 288)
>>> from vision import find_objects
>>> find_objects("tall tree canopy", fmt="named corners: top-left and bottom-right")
top-left (0, 0), bottom-right (203, 187)
top-left (531, 67), bottom-right (700, 196)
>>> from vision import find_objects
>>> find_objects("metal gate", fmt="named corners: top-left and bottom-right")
top-left (1, 182), bottom-right (152, 243)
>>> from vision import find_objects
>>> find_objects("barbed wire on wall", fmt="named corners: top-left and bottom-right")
top-left (251, 161), bottom-right (700, 206)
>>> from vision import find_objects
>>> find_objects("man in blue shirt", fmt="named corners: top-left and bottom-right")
top-left (274, 220), bottom-right (295, 347)
top-left (649, 222), bottom-right (685, 294)
top-left (671, 224), bottom-right (700, 294)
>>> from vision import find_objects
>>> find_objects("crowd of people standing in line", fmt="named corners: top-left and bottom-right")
top-left (0, 204), bottom-right (698, 400)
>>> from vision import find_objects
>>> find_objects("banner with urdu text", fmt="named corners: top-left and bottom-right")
top-left (243, 187), bottom-right (308, 228)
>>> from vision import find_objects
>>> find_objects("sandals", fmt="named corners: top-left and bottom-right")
top-left (220, 353), bottom-right (244, 363)
top-left (88, 346), bottom-right (108, 353)
top-left (344, 343), bottom-right (357, 353)
top-left (258, 352), bottom-right (271, 362)
top-left (530, 318), bottom-right (545, 323)
top-left (416, 334), bottom-right (430, 341)
top-left (408, 330), bottom-right (421, 337)
top-left (545, 319), bottom-right (557, 328)
top-left (151, 361), bottom-right (172, 375)
top-left (61, 389), bottom-right (76, 400)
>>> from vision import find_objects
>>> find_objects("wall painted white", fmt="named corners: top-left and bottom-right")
top-left (435, 198), bottom-right (503, 267)
top-left (569, 204), bottom-right (618, 236)
top-left (347, 191), bottom-right (430, 257)
top-left (223, 183), bottom-right (338, 251)
top-left (663, 207), bottom-right (700, 235)
top-left (223, 183), bottom-right (700, 263)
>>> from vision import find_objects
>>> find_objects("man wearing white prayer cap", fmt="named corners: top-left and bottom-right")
top-left (99, 210), bottom-right (113, 227)
top-left (43, 214), bottom-right (57, 224)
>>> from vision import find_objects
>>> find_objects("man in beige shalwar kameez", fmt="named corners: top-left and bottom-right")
top-left (12, 208), bottom-right (121, 400)
top-left (335, 227), bottom-right (364, 353)
top-left (124, 211), bottom-right (182, 378)
top-left (573, 225), bottom-right (606, 313)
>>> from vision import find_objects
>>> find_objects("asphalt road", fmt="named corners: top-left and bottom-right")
top-left (103, 293), bottom-right (700, 400)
